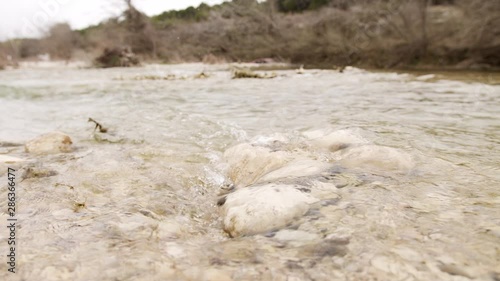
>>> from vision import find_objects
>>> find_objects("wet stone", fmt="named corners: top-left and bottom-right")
top-left (25, 131), bottom-right (73, 154)
top-left (220, 184), bottom-right (318, 237)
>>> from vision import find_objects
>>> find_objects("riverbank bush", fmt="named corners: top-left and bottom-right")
top-left (94, 47), bottom-right (140, 68)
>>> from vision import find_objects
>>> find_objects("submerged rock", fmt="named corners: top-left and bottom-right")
top-left (334, 145), bottom-right (414, 173)
top-left (25, 131), bottom-right (73, 154)
top-left (304, 129), bottom-right (414, 173)
top-left (303, 129), bottom-right (368, 152)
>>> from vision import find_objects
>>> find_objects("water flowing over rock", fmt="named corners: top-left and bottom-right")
top-left (334, 145), bottom-right (414, 174)
top-left (25, 131), bottom-right (73, 154)
top-left (219, 129), bottom-right (415, 237)
top-left (1, 64), bottom-right (498, 281)
top-left (223, 143), bottom-right (288, 187)
top-left (303, 129), bottom-right (369, 151)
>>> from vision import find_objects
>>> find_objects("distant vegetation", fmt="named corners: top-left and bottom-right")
top-left (0, 0), bottom-right (499, 70)
top-left (152, 3), bottom-right (211, 25)
top-left (277, 0), bottom-right (331, 12)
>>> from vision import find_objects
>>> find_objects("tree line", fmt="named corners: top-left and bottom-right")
top-left (0, 0), bottom-right (498, 69)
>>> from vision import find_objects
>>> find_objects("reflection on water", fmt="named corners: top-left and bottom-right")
top-left (0, 64), bottom-right (499, 280)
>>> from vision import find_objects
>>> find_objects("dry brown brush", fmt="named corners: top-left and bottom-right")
top-left (2, 0), bottom-right (498, 69)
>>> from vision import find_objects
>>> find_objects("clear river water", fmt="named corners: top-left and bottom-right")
top-left (0, 64), bottom-right (499, 281)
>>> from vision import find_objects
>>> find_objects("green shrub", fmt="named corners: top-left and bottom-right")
top-left (278, 0), bottom-right (330, 12)
top-left (152, 3), bottom-right (210, 24)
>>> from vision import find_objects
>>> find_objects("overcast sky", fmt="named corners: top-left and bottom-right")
top-left (0, 0), bottom-right (226, 40)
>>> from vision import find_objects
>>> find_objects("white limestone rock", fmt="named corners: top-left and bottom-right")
top-left (220, 183), bottom-right (318, 237)
top-left (223, 143), bottom-right (288, 186)
top-left (334, 145), bottom-right (414, 173)
top-left (25, 131), bottom-right (73, 154)
top-left (219, 130), bottom-right (416, 238)
top-left (304, 129), bottom-right (368, 152)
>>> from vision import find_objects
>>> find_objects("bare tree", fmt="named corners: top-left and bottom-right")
top-left (44, 23), bottom-right (76, 61)
top-left (122, 0), bottom-right (157, 57)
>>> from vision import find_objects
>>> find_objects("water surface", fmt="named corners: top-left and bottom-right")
top-left (0, 64), bottom-right (499, 280)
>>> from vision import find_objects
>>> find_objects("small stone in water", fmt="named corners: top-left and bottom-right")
top-left (25, 131), bottom-right (73, 154)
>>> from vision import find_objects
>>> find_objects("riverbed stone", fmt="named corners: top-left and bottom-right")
top-left (334, 145), bottom-right (414, 173)
top-left (220, 183), bottom-right (318, 237)
top-left (25, 131), bottom-right (73, 154)
top-left (224, 143), bottom-right (288, 186)
top-left (304, 129), bottom-right (368, 152)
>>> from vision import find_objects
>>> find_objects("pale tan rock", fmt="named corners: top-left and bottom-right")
top-left (224, 143), bottom-right (288, 186)
top-left (220, 131), bottom-right (415, 239)
top-left (335, 145), bottom-right (414, 173)
top-left (304, 129), bottom-right (368, 151)
top-left (220, 183), bottom-right (318, 237)
top-left (25, 131), bottom-right (73, 154)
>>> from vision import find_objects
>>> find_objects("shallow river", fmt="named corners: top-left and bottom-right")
top-left (0, 64), bottom-right (499, 281)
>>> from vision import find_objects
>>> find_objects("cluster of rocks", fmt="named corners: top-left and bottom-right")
top-left (218, 130), bottom-right (414, 237)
